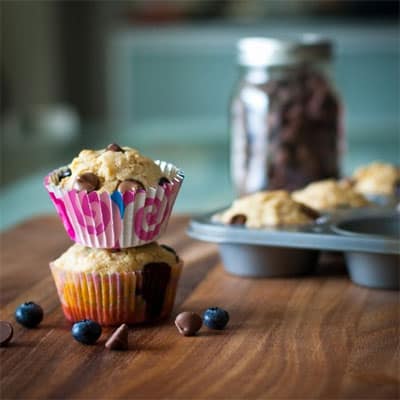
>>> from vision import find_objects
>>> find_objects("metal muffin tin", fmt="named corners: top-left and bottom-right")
top-left (187, 207), bottom-right (400, 290)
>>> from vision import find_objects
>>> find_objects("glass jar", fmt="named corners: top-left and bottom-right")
top-left (230, 36), bottom-right (343, 195)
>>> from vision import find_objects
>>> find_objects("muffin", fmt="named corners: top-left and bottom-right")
top-left (216, 190), bottom-right (319, 228)
top-left (352, 162), bottom-right (400, 197)
top-left (50, 242), bottom-right (183, 325)
top-left (292, 179), bottom-right (369, 211)
top-left (44, 144), bottom-right (184, 248)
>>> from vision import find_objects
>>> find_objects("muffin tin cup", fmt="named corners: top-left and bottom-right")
top-left (50, 260), bottom-right (183, 326)
top-left (44, 161), bottom-right (184, 249)
top-left (219, 244), bottom-right (318, 278)
top-left (345, 252), bottom-right (399, 290)
top-left (188, 208), bottom-right (399, 289)
top-left (364, 193), bottom-right (399, 207)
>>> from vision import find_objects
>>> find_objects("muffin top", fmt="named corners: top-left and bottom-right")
top-left (352, 162), bottom-right (400, 196)
top-left (52, 242), bottom-right (179, 273)
top-left (58, 144), bottom-right (166, 193)
top-left (292, 179), bottom-right (369, 211)
top-left (217, 190), bottom-right (319, 228)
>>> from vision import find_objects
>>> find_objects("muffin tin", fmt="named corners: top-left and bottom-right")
top-left (187, 207), bottom-right (399, 290)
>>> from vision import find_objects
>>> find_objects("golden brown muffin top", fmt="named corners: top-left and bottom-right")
top-left (292, 179), bottom-right (369, 211)
top-left (52, 242), bottom-right (179, 273)
top-left (352, 162), bottom-right (400, 196)
top-left (217, 190), bottom-right (319, 228)
top-left (59, 145), bottom-right (165, 193)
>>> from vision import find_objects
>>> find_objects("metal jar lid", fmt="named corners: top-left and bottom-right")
top-left (238, 35), bottom-right (333, 67)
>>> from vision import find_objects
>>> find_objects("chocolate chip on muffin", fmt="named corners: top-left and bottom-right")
top-left (230, 214), bottom-right (247, 225)
top-left (159, 177), bottom-right (170, 186)
top-left (73, 173), bottom-right (100, 192)
top-left (117, 179), bottom-right (145, 193)
top-left (298, 203), bottom-right (320, 220)
top-left (142, 262), bottom-right (171, 319)
top-left (106, 143), bottom-right (124, 152)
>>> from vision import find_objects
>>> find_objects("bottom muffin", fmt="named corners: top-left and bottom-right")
top-left (50, 243), bottom-right (182, 325)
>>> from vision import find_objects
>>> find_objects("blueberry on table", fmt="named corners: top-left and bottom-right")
top-left (15, 302), bottom-right (44, 328)
top-left (203, 307), bottom-right (229, 330)
top-left (71, 320), bottom-right (102, 345)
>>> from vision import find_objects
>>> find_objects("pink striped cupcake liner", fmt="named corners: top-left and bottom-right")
top-left (44, 161), bottom-right (184, 249)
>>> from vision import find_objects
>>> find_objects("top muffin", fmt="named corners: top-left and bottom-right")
top-left (58, 144), bottom-right (167, 193)
top-left (292, 179), bottom-right (369, 211)
top-left (352, 162), bottom-right (400, 196)
top-left (217, 190), bottom-right (319, 228)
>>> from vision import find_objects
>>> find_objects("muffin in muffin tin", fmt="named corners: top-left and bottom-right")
top-left (215, 190), bottom-right (320, 228)
top-left (349, 162), bottom-right (400, 206)
top-left (292, 179), bottom-right (369, 211)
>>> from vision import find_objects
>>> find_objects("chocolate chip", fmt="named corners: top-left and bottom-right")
top-left (106, 143), bottom-right (124, 152)
top-left (135, 270), bottom-right (143, 295)
top-left (159, 177), bottom-right (170, 186)
top-left (117, 179), bottom-right (144, 193)
top-left (160, 244), bottom-right (179, 262)
top-left (0, 321), bottom-right (13, 347)
top-left (73, 173), bottom-right (100, 192)
top-left (142, 262), bottom-right (171, 319)
top-left (109, 248), bottom-right (121, 253)
top-left (230, 214), bottom-right (247, 225)
top-left (105, 324), bottom-right (129, 350)
top-left (394, 179), bottom-right (400, 197)
top-left (175, 312), bottom-right (202, 336)
top-left (298, 203), bottom-right (320, 220)
top-left (58, 168), bottom-right (71, 181)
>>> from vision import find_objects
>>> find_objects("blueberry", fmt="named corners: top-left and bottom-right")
top-left (71, 320), bottom-right (102, 345)
top-left (203, 307), bottom-right (229, 330)
top-left (15, 302), bottom-right (44, 328)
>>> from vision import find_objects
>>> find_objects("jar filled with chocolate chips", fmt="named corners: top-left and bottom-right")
top-left (230, 36), bottom-right (343, 195)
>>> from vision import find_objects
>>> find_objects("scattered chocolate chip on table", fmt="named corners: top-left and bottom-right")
top-left (0, 321), bottom-right (13, 347)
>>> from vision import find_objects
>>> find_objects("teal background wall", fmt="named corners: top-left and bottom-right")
top-left (1, 22), bottom-right (399, 230)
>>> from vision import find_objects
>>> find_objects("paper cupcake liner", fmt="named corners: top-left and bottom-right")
top-left (50, 260), bottom-right (183, 326)
top-left (44, 160), bottom-right (184, 248)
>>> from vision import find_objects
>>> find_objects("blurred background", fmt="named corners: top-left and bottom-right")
top-left (1, 0), bottom-right (399, 229)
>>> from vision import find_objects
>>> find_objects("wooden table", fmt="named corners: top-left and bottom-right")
top-left (1, 215), bottom-right (399, 399)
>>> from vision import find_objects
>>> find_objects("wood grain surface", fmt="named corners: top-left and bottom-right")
top-left (0, 215), bottom-right (399, 399)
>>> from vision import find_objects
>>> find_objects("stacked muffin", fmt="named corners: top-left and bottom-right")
top-left (44, 144), bottom-right (184, 325)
